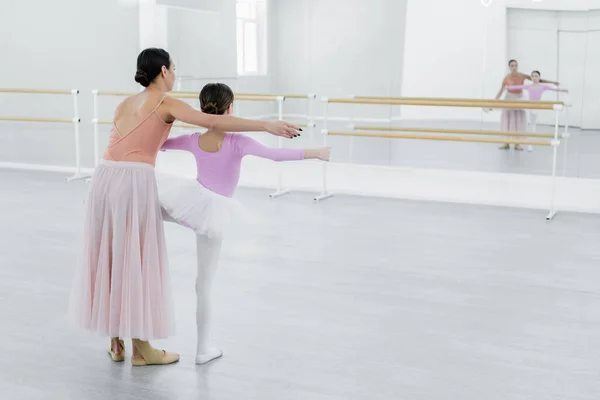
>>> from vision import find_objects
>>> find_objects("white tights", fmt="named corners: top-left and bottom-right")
top-left (194, 234), bottom-right (223, 364)
top-left (162, 210), bottom-right (224, 364)
top-left (528, 111), bottom-right (538, 152)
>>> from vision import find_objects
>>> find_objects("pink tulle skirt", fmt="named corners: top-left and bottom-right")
top-left (69, 160), bottom-right (175, 340)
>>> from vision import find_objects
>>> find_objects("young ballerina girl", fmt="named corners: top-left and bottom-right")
top-left (507, 69), bottom-right (568, 130)
top-left (495, 60), bottom-right (559, 150)
top-left (157, 83), bottom-right (330, 364)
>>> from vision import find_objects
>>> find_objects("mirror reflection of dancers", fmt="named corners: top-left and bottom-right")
top-left (507, 70), bottom-right (568, 134)
top-left (157, 83), bottom-right (331, 364)
top-left (495, 60), bottom-right (559, 150)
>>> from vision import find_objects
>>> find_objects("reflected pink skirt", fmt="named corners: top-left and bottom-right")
top-left (501, 92), bottom-right (527, 132)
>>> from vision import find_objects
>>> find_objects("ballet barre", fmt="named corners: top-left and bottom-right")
top-left (0, 116), bottom-right (75, 123)
top-left (96, 118), bottom-right (312, 131)
top-left (327, 97), bottom-right (562, 111)
top-left (329, 130), bottom-right (554, 146)
top-left (93, 90), bottom-right (279, 101)
top-left (0, 88), bottom-right (76, 95)
top-left (353, 125), bottom-right (560, 139)
top-left (0, 88), bottom-right (82, 181)
top-left (235, 93), bottom-right (314, 100)
top-left (354, 95), bottom-right (563, 106)
top-left (95, 119), bottom-right (199, 129)
top-left (317, 97), bottom-right (564, 220)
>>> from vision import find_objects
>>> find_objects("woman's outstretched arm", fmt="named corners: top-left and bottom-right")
top-left (164, 97), bottom-right (301, 139)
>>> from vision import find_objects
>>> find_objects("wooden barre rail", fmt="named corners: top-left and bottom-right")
top-left (96, 120), bottom-right (311, 129)
top-left (327, 98), bottom-right (559, 110)
top-left (0, 116), bottom-right (75, 123)
top-left (354, 125), bottom-right (556, 139)
top-left (167, 91), bottom-right (313, 99)
top-left (355, 95), bottom-right (563, 106)
top-left (95, 91), bottom-right (280, 101)
top-left (0, 88), bottom-right (76, 95)
top-left (96, 120), bottom-right (195, 128)
top-left (236, 93), bottom-right (314, 99)
top-left (328, 130), bottom-right (553, 146)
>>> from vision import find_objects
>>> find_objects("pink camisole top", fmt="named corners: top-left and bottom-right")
top-left (103, 96), bottom-right (173, 166)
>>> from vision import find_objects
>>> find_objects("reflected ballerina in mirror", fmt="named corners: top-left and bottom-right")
top-left (157, 83), bottom-right (330, 365)
top-left (495, 59), bottom-right (559, 151)
top-left (507, 70), bottom-right (568, 150)
top-left (506, 70), bottom-right (568, 101)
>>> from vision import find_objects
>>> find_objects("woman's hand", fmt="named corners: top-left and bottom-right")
top-left (265, 121), bottom-right (302, 138)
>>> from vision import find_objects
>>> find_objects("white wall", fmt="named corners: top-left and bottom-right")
top-left (401, 0), bottom-right (600, 122)
top-left (167, 0), bottom-right (275, 120)
top-left (0, 0), bottom-right (139, 170)
top-left (506, 8), bottom-right (600, 129)
top-left (401, 0), bottom-right (505, 121)
top-left (271, 0), bottom-right (408, 119)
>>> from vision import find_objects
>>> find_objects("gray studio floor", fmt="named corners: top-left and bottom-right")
top-left (2, 169), bottom-right (600, 400)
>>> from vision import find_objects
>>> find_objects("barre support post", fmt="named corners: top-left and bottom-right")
top-left (314, 97), bottom-right (333, 202)
top-left (269, 96), bottom-right (291, 199)
top-left (66, 89), bottom-right (85, 182)
top-left (546, 105), bottom-right (563, 221)
top-left (562, 104), bottom-right (570, 177)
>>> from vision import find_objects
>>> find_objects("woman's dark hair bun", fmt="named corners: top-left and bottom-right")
top-left (201, 101), bottom-right (220, 115)
top-left (134, 48), bottom-right (171, 87)
top-left (134, 70), bottom-right (150, 87)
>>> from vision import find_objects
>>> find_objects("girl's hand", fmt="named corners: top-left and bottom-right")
top-left (304, 147), bottom-right (331, 161)
top-left (317, 147), bottom-right (331, 162)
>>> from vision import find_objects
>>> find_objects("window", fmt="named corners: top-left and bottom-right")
top-left (236, 0), bottom-right (267, 76)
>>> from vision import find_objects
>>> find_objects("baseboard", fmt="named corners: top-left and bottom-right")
top-left (232, 158), bottom-right (600, 215)
top-left (0, 162), bottom-right (94, 176)
top-left (5, 159), bottom-right (600, 215)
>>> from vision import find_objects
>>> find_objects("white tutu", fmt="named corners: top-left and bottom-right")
top-left (155, 172), bottom-right (246, 238)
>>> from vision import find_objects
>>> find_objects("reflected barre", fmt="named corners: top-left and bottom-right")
top-left (325, 97), bottom-right (562, 111)
top-left (0, 88), bottom-right (82, 181)
top-left (354, 95), bottom-right (563, 106)
top-left (317, 95), bottom-right (565, 221)
top-left (353, 125), bottom-right (558, 139)
top-left (327, 130), bottom-right (555, 147)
